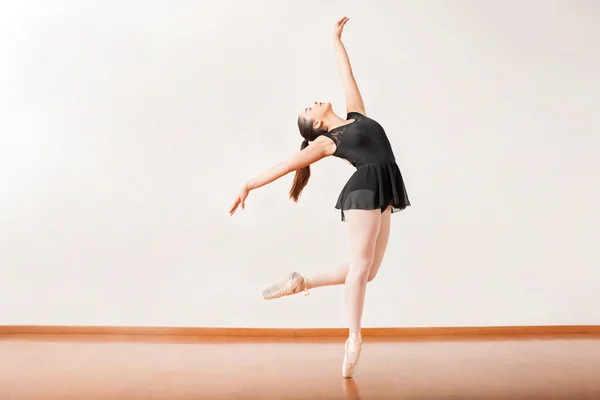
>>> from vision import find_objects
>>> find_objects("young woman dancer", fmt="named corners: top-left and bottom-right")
top-left (229, 17), bottom-right (410, 378)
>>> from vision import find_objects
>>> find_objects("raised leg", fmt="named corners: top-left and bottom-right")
top-left (262, 207), bottom-right (392, 300)
top-left (367, 206), bottom-right (392, 282)
top-left (308, 206), bottom-right (392, 288)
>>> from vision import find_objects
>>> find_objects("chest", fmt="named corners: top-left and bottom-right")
top-left (339, 119), bottom-right (386, 148)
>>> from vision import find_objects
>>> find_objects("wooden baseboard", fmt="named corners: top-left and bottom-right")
top-left (1, 325), bottom-right (599, 337)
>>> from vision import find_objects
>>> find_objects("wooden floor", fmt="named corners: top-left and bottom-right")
top-left (1, 334), bottom-right (599, 399)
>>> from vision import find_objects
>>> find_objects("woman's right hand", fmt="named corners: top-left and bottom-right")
top-left (229, 184), bottom-right (250, 216)
top-left (334, 16), bottom-right (349, 40)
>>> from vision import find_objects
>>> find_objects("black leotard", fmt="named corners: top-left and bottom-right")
top-left (322, 112), bottom-right (410, 221)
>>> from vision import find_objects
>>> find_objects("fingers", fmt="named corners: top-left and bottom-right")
top-left (335, 16), bottom-right (349, 38)
top-left (230, 186), bottom-right (250, 216)
top-left (229, 195), bottom-right (247, 216)
top-left (337, 16), bottom-right (349, 27)
top-left (229, 198), bottom-right (240, 216)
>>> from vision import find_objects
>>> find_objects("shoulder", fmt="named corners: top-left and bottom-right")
top-left (347, 111), bottom-right (367, 121)
top-left (313, 134), bottom-right (337, 156)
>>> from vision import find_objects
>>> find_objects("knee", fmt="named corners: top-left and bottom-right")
top-left (347, 258), bottom-right (373, 284)
top-left (367, 264), bottom-right (379, 282)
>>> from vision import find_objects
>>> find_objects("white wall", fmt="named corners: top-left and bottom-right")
top-left (1, 0), bottom-right (599, 328)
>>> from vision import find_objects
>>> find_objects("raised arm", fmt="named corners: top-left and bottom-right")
top-left (334, 17), bottom-right (366, 116)
top-left (229, 136), bottom-right (332, 215)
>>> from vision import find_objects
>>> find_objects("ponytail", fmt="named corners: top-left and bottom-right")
top-left (289, 140), bottom-right (311, 202)
top-left (289, 117), bottom-right (326, 202)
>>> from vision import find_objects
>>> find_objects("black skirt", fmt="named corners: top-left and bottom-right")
top-left (335, 162), bottom-right (410, 222)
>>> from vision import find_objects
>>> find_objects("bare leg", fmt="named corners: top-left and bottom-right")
top-left (341, 208), bottom-right (381, 378)
top-left (308, 206), bottom-right (392, 289)
top-left (262, 207), bottom-right (392, 300)
top-left (344, 209), bottom-right (381, 337)
top-left (367, 206), bottom-right (392, 281)
top-left (306, 261), bottom-right (350, 289)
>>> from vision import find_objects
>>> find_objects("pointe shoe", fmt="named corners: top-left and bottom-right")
top-left (262, 272), bottom-right (310, 300)
top-left (342, 337), bottom-right (363, 378)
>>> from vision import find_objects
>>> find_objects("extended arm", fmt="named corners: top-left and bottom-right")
top-left (247, 137), bottom-right (330, 190)
top-left (229, 137), bottom-right (332, 215)
top-left (334, 17), bottom-right (366, 116)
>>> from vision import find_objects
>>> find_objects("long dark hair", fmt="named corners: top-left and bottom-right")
top-left (289, 116), bottom-right (327, 202)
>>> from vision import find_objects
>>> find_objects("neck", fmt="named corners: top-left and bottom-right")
top-left (323, 113), bottom-right (349, 131)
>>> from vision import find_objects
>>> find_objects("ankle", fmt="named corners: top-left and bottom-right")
top-left (349, 332), bottom-right (362, 343)
top-left (304, 277), bottom-right (311, 290)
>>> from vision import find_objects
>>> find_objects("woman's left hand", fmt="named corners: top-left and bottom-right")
top-left (229, 184), bottom-right (250, 216)
top-left (334, 16), bottom-right (349, 40)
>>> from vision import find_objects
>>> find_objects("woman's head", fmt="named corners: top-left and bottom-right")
top-left (289, 101), bottom-right (332, 202)
top-left (299, 101), bottom-right (333, 131)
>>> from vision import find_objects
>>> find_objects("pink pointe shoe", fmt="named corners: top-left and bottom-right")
top-left (262, 272), bottom-right (310, 300)
top-left (342, 337), bottom-right (363, 378)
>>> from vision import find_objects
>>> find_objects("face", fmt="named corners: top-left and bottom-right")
top-left (301, 101), bottom-right (332, 130)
